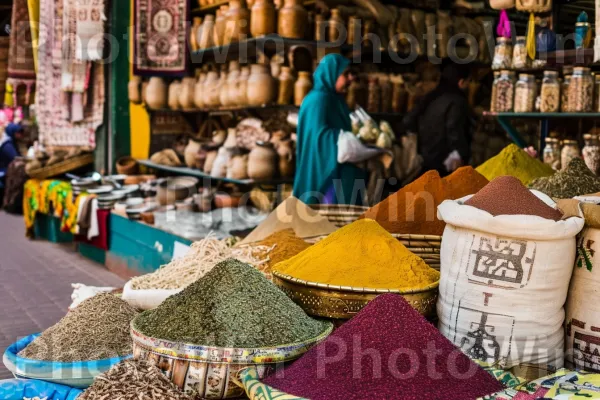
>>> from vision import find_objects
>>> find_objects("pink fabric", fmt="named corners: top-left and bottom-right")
top-left (497, 10), bottom-right (512, 38)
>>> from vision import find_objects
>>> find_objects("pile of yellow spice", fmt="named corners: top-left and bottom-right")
top-left (273, 219), bottom-right (440, 289)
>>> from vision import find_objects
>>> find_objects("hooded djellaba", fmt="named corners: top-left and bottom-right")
top-left (292, 54), bottom-right (365, 205)
top-left (0, 123), bottom-right (23, 174)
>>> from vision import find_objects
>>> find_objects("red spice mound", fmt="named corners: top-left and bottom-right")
top-left (465, 176), bottom-right (563, 221)
top-left (263, 294), bottom-right (504, 400)
top-left (361, 167), bottom-right (489, 235)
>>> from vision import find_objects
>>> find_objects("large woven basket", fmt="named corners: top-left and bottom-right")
top-left (392, 233), bottom-right (442, 271)
top-left (27, 153), bottom-right (94, 179)
top-left (309, 204), bottom-right (368, 228)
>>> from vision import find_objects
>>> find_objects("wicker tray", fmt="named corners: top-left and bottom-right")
top-left (27, 153), bottom-right (94, 179)
top-left (309, 204), bottom-right (368, 228)
top-left (273, 271), bottom-right (439, 320)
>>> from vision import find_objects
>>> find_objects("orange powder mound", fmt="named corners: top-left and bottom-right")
top-left (361, 167), bottom-right (489, 235)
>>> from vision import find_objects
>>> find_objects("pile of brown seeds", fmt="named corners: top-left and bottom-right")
top-left (19, 294), bottom-right (138, 362)
top-left (79, 359), bottom-right (193, 400)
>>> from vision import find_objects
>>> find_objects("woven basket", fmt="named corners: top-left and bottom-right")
top-left (309, 204), bottom-right (368, 228)
top-left (516, 0), bottom-right (551, 12)
top-left (392, 234), bottom-right (442, 271)
top-left (26, 153), bottom-right (94, 179)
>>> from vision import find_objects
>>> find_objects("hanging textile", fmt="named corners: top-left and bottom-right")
top-left (133, 0), bottom-right (190, 76)
top-left (27, 0), bottom-right (40, 72)
top-left (75, 0), bottom-right (106, 61)
top-left (36, 0), bottom-right (104, 147)
top-left (7, 0), bottom-right (37, 106)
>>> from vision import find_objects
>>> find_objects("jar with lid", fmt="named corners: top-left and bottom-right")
top-left (492, 37), bottom-right (512, 70)
top-left (495, 70), bottom-right (515, 112)
top-left (540, 71), bottom-right (560, 112)
top-left (543, 138), bottom-right (561, 170)
top-left (514, 74), bottom-right (536, 113)
top-left (561, 139), bottom-right (581, 170)
top-left (490, 71), bottom-right (501, 112)
top-left (594, 74), bottom-right (600, 112)
top-left (561, 74), bottom-right (571, 112)
top-left (583, 133), bottom-right (600, 175)
top-left (568, 67), bottom-right (594, 112)
top-left (512, 36), bottom-right (529, 70)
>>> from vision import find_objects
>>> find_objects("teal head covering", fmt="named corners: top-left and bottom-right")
top-left (292, 54), bottom-right (365, 205)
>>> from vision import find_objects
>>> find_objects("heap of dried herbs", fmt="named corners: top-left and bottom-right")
top-left (530, 157), bottom-right (600, 199)
top-left (19, 294), bottom-right (138, 362)
top-left (78, 359), bottom-right (192, 400)
top-left (134, 259), bottom-right (327, 347)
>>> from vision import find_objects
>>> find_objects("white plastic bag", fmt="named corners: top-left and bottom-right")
top-left (121, 280), bottom-right (182, 310)
top-left (437, 194), bottom-right (584, 371)
top-left (337, 130), bottom-right (385, 164)
top-left (69, 284), bottom-right (116, 310)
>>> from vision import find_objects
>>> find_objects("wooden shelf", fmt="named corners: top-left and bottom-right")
top-left (537, 49), bottom-right (596, 67)
top-left (145, 104), bottom-right (299, 114)
top-left (483, 111), bottom-right (600, 118)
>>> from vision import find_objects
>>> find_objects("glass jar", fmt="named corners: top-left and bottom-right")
top-left (492, 37), bottom-right (512, 70)
top-left (569, 67), bottom-right (594, 112)
top-left (514, 74), bottom-right (536, 113)
top-left (543, 138), bottom-right (562, 170)
top-left (495, 70), bottom-right (515, 112)
top-left (561, 139), bottom-right (581, 170)
top-left (583, 133), bottom-right (600, 175)
top-left (540, 71), bottom-right (560, 113)
top-left (561, 74), bottom-right (571, 112)
top-left (512, 36), bottom-right (529, 70)
top-left (490, 71), bottom-right (501, 112)
top-left (595, 75), bottom-right (600, 112)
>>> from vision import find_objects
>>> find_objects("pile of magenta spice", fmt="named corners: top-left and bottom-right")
top-left (263, 294), bottom-right (504, 400)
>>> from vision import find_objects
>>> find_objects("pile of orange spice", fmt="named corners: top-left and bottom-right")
top-left (247, 229), bottom-right (311, 279)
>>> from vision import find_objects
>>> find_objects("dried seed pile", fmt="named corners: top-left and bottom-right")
top-left (78, 359), bottom-right (192, 400)
top-left (19, 294), bottom-right (138, 362)
top-left (134, 259), bottom-right (328, 347)
top-left (263, 294), bottom-right (504, 400)
top-left (530, 157), bottom-right (600, 199)
top-left (129, 234), bottom-right (266, 290)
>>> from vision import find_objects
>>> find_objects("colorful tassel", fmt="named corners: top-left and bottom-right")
top-left (526, 13), bottom-right (536, 60)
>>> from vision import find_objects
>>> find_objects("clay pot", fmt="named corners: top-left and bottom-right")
top-left (250, 0), bottom-right (276, 38)
top-left (179, 77), bottom-right (196, 110)
top-left (197, 15), bottom-right (215, 49)
top-left (347, 16), bottom-right (359, 46)
top-left (227, 151), bottom-right (249, 180)
top-left (328, 9), bottom-right (344, 43)
top-left (168, 80), bottom-right (181, 110)
top-left (211, 146), bottom-right (234, 178)
top-left (202, 71), bottom-right (219, 108)
top-left (157, 177), bottom-right (198, 206)
top-left (270, 53), bottom-right (284, 79)
top-left (237, 66), bottom-right (250, 106)
top-left (367, 75), bottom-right (381, 113)
top-left (213, 7), bottom-right (228, 47)
top-left (128, 76), bottom-right (142, 104)
top-left (214, 193), bottom-right (243, 208)
top-left (116, 156), bottom-right (139, 175)
top-left (141, 81), bottom-right (149, 104)
top-left (223, 128), bottom-right (238, 148)
top-left (378, 74), bottom-right (393, 113)
top-left (248, 141), bottom-right (277, 180)
top-left (391, 78), bottom-right (407, 113)
top-left (277, 66), bottom-right (294, 105)
top-left (276, 139), bottom-right (295, 177)
top-left (194, 73), bottom-right (206, 109)
top-left (246, 64), bottom-right (276, 106)
top-left (184, 139), bottom-right (203, 168)
top-left (145, 77), bottom-right (168, 110)
top-left (213, 129), bottom-right (227, 145)
top-left (314, 14), bottom-right (326, 42)
top-left (190, 17), bottom-right (202, 51)
top-left (214, 71), bottom-right (227, 107)
top-left (278, 0), bottom-right (308, 39)
top-left (220, 61), bottom-right (240, 107)
top-left (294, 71), bottom-right (312, 106)
top-left (224, 0), bottom-right (250, 45)
top-left (204, 148), bottom-right (219, 174)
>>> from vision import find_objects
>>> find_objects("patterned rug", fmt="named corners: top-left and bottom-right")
top-left (133, 0), bottom-right (189, 76)
top-left (75, 0), bottom-right (106, 61)
top-left (7, 0), bottom-right (37, 106)
top-left (36, 0), bottom-right (104, 147)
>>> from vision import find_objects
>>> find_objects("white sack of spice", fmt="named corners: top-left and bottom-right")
top-left (122, 233), bottom-right (267, 310)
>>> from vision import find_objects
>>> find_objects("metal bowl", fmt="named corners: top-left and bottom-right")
top-left (272, 271), bottom-right (439, 320)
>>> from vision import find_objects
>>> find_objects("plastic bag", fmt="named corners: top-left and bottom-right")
top-left (337, 131), bottom-right (386, 164)
top-left (69, 284), bottom-right (116, 310)
top-left (121, 280), bottom-right (182, 310)
top-left (0, 379), bottom-right (82, 400)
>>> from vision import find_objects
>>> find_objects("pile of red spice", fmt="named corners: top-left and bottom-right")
top-left (361, 167), bottom-right (489, 235)
top-left (263, 294), bottom-right (504, 400)
top-left (464, 176), bottom-right (563, 221)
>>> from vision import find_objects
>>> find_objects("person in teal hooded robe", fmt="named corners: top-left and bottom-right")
top-left (292, 54), bottom-right (365, 205)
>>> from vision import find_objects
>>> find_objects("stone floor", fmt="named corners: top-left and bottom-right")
top-left (0, 212), bottom-right (124, 379)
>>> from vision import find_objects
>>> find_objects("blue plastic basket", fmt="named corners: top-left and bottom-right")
top-left (0, 378), bottom-right (82, 400)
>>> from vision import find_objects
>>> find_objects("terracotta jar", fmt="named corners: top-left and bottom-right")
top-left (220, 61), bottom-right (240, 107)
top-left (328, 9), bottom-right (344, 43)
top-left (212, 71), bottom-right (227, 107)
top-left (190, 17), bottom-right (202, 51)
top-left (141, 81), bottom-right (149, 104)
top-left (346, 79), bottom-right (360, 109)
top-left (250, 0), bottom-right (276, 38)
top-left (367, 76), bottom-right (381, 113)
top-left (246, 64), bottom-right (276, 106)
top-left (278, 0), bottom-right (308, 39)
top-left (211, 146), bottom-right (233, 178)
top-left (378, 74), bottom-right (393, 113)
top-left (248, 141), bottom-right (277, 180)
top-left (227, 150), bottom-right (249, 180)
top-left (226, 61), bottom-right (241, 106)
top-left (202, 71), bottom-right (219, 108)
top-left (277, 66), bottom-right (294, 105)
top-left (276, 139), bottom-right (295, 177)
top-left (270, 53), bottom-right (284, 79)
top-left (314, 14), bottom-right (326, 42)
top-left (128, 76), bottom-right (142, 104)
top-left (179, 77), bottom-right (196, 110)
top-left (224, 0), bottom-right (250, 44)
top-left (194, 73), bottom-right (206, 109)
top-left (204, 147), bottom-right (219, 174)
top-left (391, 78), bottom-right (407, 113)
top-left (223, 128), bottom-right (238, 148)
top-left (237, 66), bottom-right (250, 106)
top-left (347, 16), bottom-right (358, 45)
top-left (213, 7), bottom-right (228, 47)
top-left (294, 71), bottom-right (312, 106)
top-left (197, 15), bottom-right (215, 49)
top-left (168, 80), bottom-right (181, 110)
top-left (184, 139), bottom-right (203, 168)
top-left (145, 77), bottom-right (167, 110)
top-left (212, 129), bottom-right (227, 145)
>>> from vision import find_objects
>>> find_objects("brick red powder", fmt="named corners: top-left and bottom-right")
top-left (464, 176), bottom-right (563, 221)
top-left (263, 294), bottom-right (504, 400)
top-left (361, 167), bottom-right (489, 235)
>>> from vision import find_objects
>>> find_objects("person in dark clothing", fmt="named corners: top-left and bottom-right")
top-left (402, 62), bottom-right (472, 176)
top-left (0, 123), bottom-right (23, 175)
